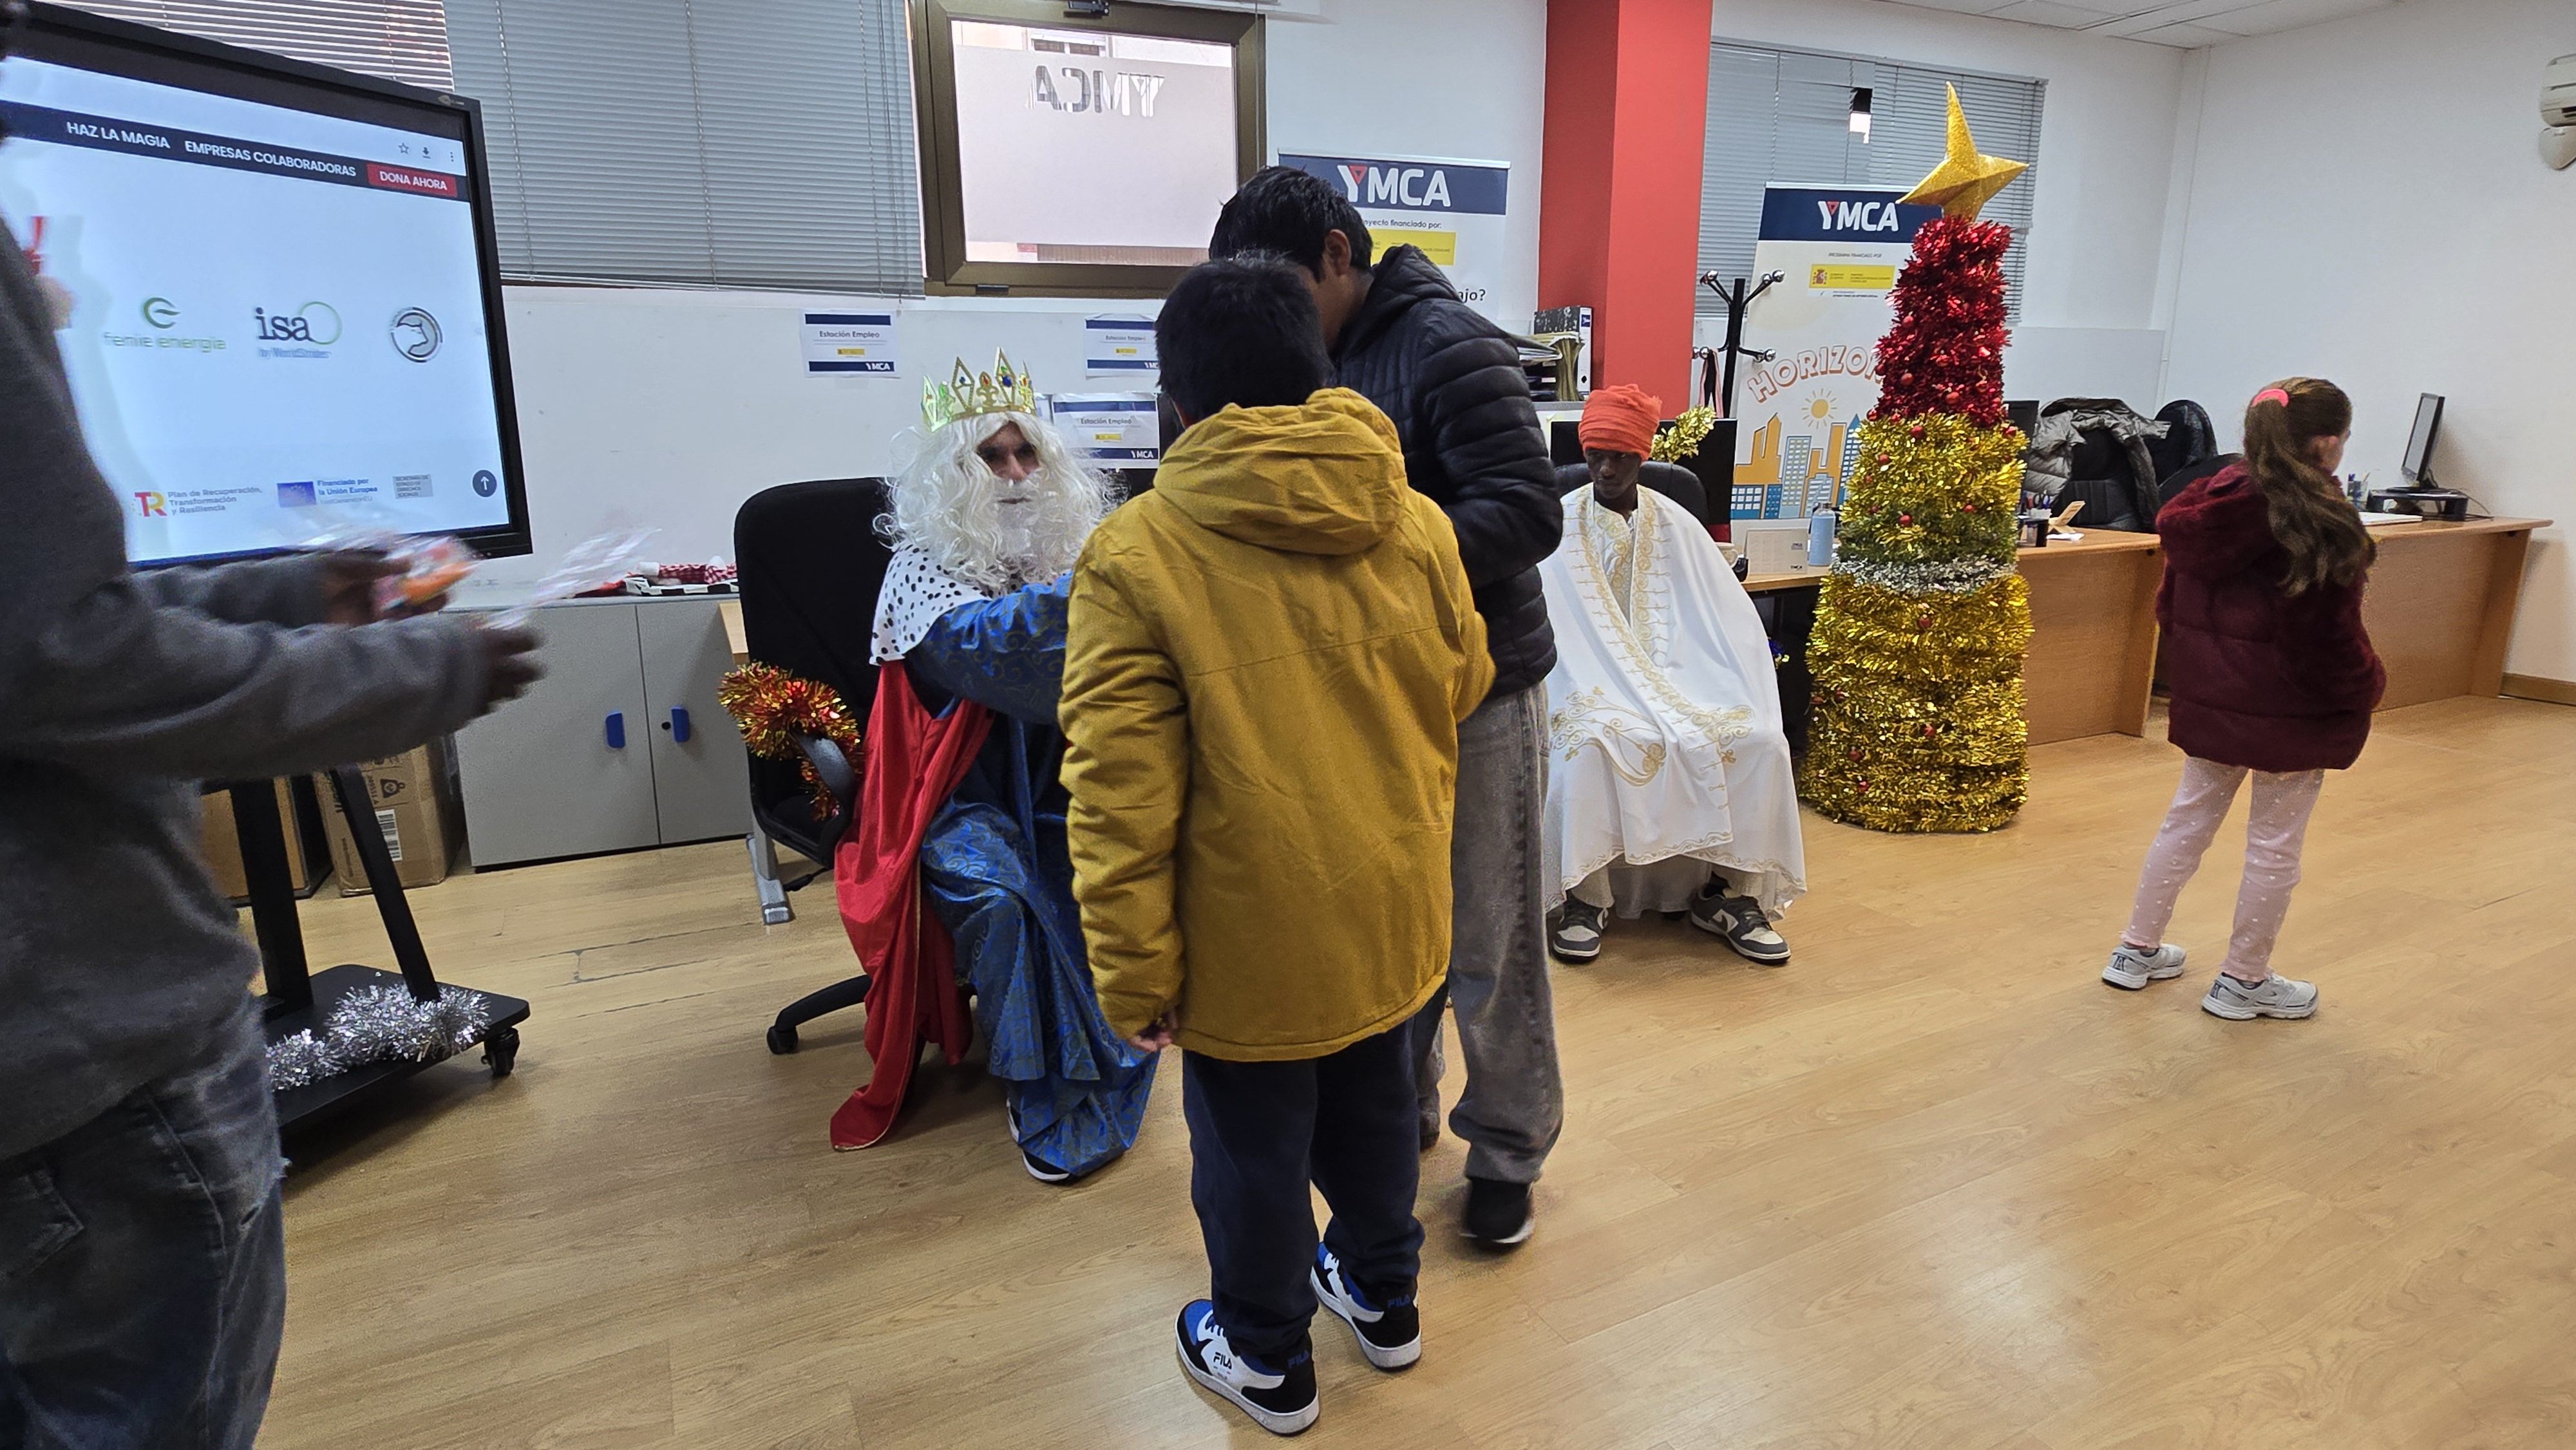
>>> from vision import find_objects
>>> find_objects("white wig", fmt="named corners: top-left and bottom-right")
top-left (880, 410), bottom-right (1115, 593)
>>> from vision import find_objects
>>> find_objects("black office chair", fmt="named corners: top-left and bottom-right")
top-left (732, 478), bottom-right (891, 1054)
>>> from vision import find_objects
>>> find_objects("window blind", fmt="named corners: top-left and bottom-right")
top-left (1700, 42), bottom-right (2044, 321)
top-left (441, 0), bottom-right (923, 293)
top-left (56, 1), bottom-right (457, 90)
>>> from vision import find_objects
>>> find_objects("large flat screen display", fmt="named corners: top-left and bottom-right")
top-left (0, 6), bottom-right (531, 565)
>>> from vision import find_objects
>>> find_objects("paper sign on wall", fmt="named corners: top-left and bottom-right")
top-left (1084, 316), bottom-right (1158, 379)
top-left (1043, 392), bottom-right (1160, 463)
top-left (1726, 187), bottom-right (1937, 520)
top-left (800, 310), bottom-right (900, 375)
top-left (1276, 152), bottom-right (1510, 325)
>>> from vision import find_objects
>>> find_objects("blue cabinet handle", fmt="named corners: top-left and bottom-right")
top-left (605, 711), bottom-right (626, 749)
top-left (668, 706), bottom-right (692, 744)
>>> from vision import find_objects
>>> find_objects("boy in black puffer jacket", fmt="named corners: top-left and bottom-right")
top-left (1212, 166), bottom-right (1564, 1248)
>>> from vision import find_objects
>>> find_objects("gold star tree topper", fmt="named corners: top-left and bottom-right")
top-left (1899, 85), bottom-right (2029, 219)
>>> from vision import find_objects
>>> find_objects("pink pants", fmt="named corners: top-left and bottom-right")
top-left (2123, 756), bottom-right (2327, 981)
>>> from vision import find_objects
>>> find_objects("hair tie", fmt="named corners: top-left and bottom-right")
top-left (2252, 388), bottom-right (2292, 409)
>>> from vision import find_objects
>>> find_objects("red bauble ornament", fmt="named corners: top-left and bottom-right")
top-left (1898, 513), bottom-right (1913, 525)
top-left (1916, 614), bottom-right (1933, 628)
top-left (1848, 748), bottom-right (1862, 762)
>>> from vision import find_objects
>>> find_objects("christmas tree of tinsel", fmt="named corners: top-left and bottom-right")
top-left (1801, 88), bottom-right (2033, 833)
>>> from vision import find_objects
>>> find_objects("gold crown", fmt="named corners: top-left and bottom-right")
top-left (922, 350), bottom-right (1038, 431)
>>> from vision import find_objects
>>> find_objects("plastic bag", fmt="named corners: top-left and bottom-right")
top-left (488, 528), bottom-right (658, 628)
top-left (282, 504), bottom-right (480, 617)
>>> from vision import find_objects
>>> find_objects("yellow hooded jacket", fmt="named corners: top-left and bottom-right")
top-left (1061, 389), bottom-right (1494, 1060)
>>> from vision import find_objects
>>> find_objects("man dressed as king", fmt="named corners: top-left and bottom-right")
top-left (1539, 384), bottom-right (1808, 966)
top-left (831, 352), bottom-right (1154, 1183)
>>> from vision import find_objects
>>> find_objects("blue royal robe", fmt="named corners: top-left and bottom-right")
top-left (904, 573), bottom-right (1155, 1178)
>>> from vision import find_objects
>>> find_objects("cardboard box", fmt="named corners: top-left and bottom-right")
top-left (201, 778), bottom-right (325, 901)
top-left (317, 738), bottom-right (462, 896)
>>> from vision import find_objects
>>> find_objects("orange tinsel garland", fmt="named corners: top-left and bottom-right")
top-left (717, 663), bottom-right (864, 814)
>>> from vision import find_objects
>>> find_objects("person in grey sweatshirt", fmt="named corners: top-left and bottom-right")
top-left (0, 210), bottom-right (541, 1447)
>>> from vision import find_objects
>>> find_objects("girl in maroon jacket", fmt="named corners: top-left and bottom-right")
top-left (2102, 379), bottom-right (2384, 1021)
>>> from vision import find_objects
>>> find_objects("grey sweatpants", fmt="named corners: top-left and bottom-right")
top-left (1410, 680), bottom-right (1564, 1185)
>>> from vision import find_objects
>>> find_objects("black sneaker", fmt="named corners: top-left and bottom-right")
top-left (1175, 1301), bottom-right (1318, 1436)
top-left (1548, 900), bottom-right (1607, 963)
top-left (1687, 882), bottom-right (1790, 965)
top-left (1461, 1176), bottom-right (1534, 1249)
top-left (1310, 1246), bottom-right (1422, 1370)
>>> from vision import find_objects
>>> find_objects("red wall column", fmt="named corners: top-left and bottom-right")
top-left (1539, 0), bottom-right (1714, 408)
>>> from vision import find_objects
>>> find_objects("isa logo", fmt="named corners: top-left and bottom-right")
top-left (276, 481), bottom-right (317, 507)
top-left (133, 491), bottom-right (167, 517)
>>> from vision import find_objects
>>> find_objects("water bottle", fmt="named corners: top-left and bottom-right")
top-left (1806, 506), bottom-right (1838, 567)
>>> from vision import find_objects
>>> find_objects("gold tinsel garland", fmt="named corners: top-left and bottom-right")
top-left (1651, 406), bottom-right (1719, 465)
top-left (1801, 419), bottom-right (2032, 831)
top-left (717, 663), bottom-right (864, 816)
top-left (1835, 415), bottom-right (2024, 565)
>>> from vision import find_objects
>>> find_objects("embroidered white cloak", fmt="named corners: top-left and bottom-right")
top-left (1539, 489), bottom-right (1807, 915)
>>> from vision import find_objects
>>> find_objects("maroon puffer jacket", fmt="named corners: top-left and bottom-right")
top-left (2155, 464), bottom-right (2385, 772)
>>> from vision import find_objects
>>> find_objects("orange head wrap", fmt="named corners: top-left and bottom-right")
top-left (1578, 384), bottom-right (1662, 458)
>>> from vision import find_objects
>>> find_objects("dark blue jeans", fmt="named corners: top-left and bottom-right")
top-left (1183, 1024), bottom-right (1424, 1362)
top-left (0, 1004), bottom-right (285, 1450)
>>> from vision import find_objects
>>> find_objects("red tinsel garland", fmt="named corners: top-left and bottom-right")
top-left (717, 663), bottom-right (864, 815)
top-left (1869, 216), bottom-right (2013, 428)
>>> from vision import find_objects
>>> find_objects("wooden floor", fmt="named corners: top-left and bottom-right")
top-left (269, 697), bottom-right (2576, 1450)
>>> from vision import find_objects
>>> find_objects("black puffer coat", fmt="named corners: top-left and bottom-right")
top-left (1331, 246), bottom-right (1560, 698)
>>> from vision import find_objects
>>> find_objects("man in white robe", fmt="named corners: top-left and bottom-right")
top-left (1539, 384), bottom-right (1806, 965)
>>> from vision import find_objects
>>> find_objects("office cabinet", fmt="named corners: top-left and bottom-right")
top-left (638, 601), bottom-right (752, 844)
top-left (457, 598), bottom-right (750, 867)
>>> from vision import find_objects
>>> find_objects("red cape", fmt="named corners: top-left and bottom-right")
top-left (827, 663), bottom-right (990, 1150)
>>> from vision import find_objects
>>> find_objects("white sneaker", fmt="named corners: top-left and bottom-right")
top-left (2102, 942), bottom-right (2188, 990)
top-left (2201, 972), bottom-right (2318, 1021)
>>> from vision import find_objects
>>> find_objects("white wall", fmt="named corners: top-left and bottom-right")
top-left (2160, 0), bottom-right (2576, 681)
top-left (459, 0), bottom-right (1549, 596)
top-left (1710, 0), bottom-right (2191, 404)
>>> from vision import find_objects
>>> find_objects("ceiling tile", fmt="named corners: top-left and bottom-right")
top-left (1868, 0), bottom-right (2018, 14)
top-left (2128, 19), bottom-right (2253, 45)
top-left (2197, 0), bottom-right (2394, 35)
top-left (1984, 0), bottom-right (2119, 25)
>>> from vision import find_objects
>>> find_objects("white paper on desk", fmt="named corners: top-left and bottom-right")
top-left (1042, 392), bottom-right (1160, 464)
top-left (2050, 531), bottom-right (2084, 542)
top-left (1084, 316), bottom-right (1157, 379)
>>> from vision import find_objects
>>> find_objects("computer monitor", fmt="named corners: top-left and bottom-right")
top-left (1, 4), bottom-right (532, 565)
top-left (2400, 392), bottom-right (2444, 489)
top-left (2005, 398), bottom-right (2040, 440)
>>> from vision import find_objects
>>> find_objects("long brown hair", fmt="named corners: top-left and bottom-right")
top-left (2242, 377), bottom-right (2371, 594)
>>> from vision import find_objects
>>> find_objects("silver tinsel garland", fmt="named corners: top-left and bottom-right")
top-left (1832, 553), bottom-right (2013, 594)
top-left (265, 985), bottom-right (493, 1092)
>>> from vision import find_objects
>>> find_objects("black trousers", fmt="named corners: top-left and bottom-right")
top-left (1182, 1024), bottom-right (1425, 1361)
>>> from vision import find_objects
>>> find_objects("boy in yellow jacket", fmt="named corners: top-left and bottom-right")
top-left (1061, 256), bottom-right (1492, 1436)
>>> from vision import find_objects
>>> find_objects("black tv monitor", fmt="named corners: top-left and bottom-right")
top-left (1, 4), bottom-right (532, 565)
top-left (2400, 392), bottom-right (2444, 488)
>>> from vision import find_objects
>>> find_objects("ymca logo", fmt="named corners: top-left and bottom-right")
top-left (1814, 199), bottom-right (1905, 232)
top-left (1334, 163), bottom-right (1455, 210)
top-left (133, 491), bottom-right (167, 517)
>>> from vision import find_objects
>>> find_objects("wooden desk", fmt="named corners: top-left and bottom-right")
top-left (719, 599), bottom-right (749, 668)
top-left (2017, 531), bottom-right (2163, 744)
top-left (1740, 531), bottom-right (2164, 746)
top-left (2360, 516), bottom-right (2549, 708)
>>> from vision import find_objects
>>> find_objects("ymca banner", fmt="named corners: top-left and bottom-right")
top-left (1730, 186), bottom-right (1938, 521)
top-left (1277, 151), bottom-right (1510, 325)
